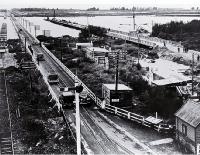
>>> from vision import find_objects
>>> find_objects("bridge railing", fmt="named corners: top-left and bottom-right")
top-left (108, 29), bottom-right (183, 49)
top-left (107, 31), bottom-right (156, 47)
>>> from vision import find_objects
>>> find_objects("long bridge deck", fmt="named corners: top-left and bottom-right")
top-left (45, 18), bottom-right (185, 52)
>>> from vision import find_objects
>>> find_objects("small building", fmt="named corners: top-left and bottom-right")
top-left (102, 84), bottom-right (133, 108)
top-left (175, 99), bottom-right (200, 153)
top-left (85, 47), bottom-right (109, 69)
top-left (76, 42), bottom-right (93, 49)
top-left (0, 47), bottom-right (7, 59)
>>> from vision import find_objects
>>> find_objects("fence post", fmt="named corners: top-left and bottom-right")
top-left (142, 117), bottom-right (145, 125)
top-left (115, 107), bottom-right (118, 114)
top-left (128, 112), bottom-right (131, 119)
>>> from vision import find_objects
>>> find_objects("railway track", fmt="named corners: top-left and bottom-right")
top-left (0, 72), bottom-right (14, 154)
top-left (81, 106), bottom-right (135, 154)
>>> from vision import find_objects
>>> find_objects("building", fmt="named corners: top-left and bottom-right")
top-left (0, 47), bottom-right (6, 59)
top-left (84, 47), bottom-right (109, 69)
top-left (175, 99), bottom-right (200, 153)
top-left (76, 42), bottom-right (93, 49)
top-left (102, 84), bottom-right (133, 108)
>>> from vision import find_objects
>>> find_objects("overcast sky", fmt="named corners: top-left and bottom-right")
top-left (1, 0), bottom-right (200, 9)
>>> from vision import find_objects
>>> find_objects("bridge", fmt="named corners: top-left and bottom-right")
top-left (46, 18), bottom-right (87, 30)
top-left (107, 29), bottom-right (185, 52)
top-left (45, 18), bottom-right (185, 52)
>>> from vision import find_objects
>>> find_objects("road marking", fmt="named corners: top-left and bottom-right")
top-left (149, 138), bottom-right (173, 146)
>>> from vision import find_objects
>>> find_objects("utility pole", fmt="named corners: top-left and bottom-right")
top-left (137, 35), bottom-right (140, 64)
top-left (60, 84), bottom-right (83, 155)
top-left (87, 14), bottom-right (91, 42)
top-left (24, 37), bottom-right (27, 53)
top-left (75, 77), bottom-right (81, 155)
top-left (133, 10), bottom-right (135, 31)
top-left (60, 38), bottom-right (63, 62)
top-left (115, 50), bottom-right (119, 91)
top-left (192, 53), bottom-right (194, 95)
top-left (34, 26), bottom-right (37, 37)
top-left (29, 22), bottom-right (31, 33)
top-left (25, 20), bottom-right (27, 29)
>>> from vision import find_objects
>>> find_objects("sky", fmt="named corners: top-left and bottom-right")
top-left (1, 0), bottom-right (200, 9)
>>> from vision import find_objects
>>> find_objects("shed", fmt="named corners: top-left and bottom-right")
top-left (85, 47), bottom-right (109, 69)
top-left (0, 47), bottom-right (7, 59)
top-left (102, 84), bottom-right (133, 108)
top-left (76, 42), bottom-right (93, 49)
top-left (175, 99), bottom-right (200, 153)
top-left (145, 116), bottom-right (163, 125)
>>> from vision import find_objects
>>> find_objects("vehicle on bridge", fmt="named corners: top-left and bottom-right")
top-left (59, 91), bottom-right (75, 108)
top-left (36, 53), bottom-right (45, 61)
top-left (32, 41), bottom-right (40, 46)
top-left (59, 90), bottom-right (93, 108)
top-left (47, 73), bottom-right (59, 85)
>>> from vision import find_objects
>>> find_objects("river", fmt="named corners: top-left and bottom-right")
top-left (2, 15), bottom-right (200, 39)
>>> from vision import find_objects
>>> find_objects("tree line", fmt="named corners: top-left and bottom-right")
top-left (152, 20), bottom-right (200, 37)
top-left (151, 20), bottom-right (200, 50)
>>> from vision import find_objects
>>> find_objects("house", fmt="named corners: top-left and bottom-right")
top-left (84, 47), bottom-right (109, 69)
top-left (175, 99), bottom-right (200, 153)
top-left (102, 84), bottom-right (133, 108)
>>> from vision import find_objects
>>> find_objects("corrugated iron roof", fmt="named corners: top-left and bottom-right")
top-left (145, 116), bottom-right (163, 125)
top-left (175, 99), bottom-right (200, 127)
top-left (86, 47), bottom-right (109, 53)
top-left (103, 84), bottom-right (132, 91)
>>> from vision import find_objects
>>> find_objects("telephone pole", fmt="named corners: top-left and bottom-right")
top-left (115, 50), bottom-right (119, 91)
top-left (75, 77), bottom-right (81, 155)
top-left (192, 53), bottom-right (194, 95)
top-left (133, 11), bottom-right (135, 31)
top-left (24, 37), bottom-right (27, 53)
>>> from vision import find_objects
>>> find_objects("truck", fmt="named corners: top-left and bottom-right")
top-left (47, 73), bottom-right (59, 85)
top-left (59, 90), bottom-right (93, 109)
top-left (59, 91), bottom-right (75, 108)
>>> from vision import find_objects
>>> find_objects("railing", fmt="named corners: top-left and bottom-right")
top-left (107, 31), bottom-right (156, 47)
top-left (108, 29), bottom-right (184, 49)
